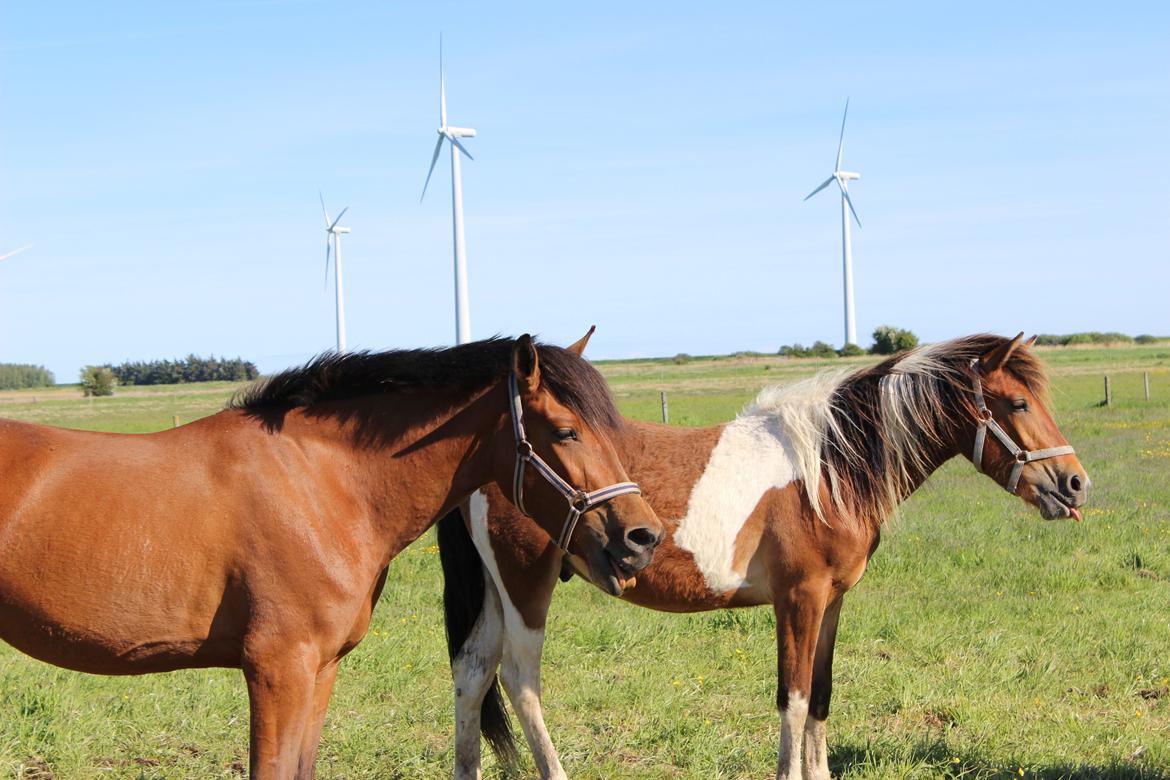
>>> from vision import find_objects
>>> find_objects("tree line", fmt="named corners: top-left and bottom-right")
top-left (0, 363), bottom-right (55, 390)
top-left (100, 355), bottom-right (259, 386)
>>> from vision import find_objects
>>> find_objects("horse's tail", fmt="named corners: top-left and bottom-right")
top-left (437, 504), bottom-right (519, 768)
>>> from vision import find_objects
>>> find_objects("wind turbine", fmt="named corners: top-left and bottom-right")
top-left (420, 37), bottom-right (476, 345)
top-left (804, 99), bottom-right (863, 348)
top-left (319, 193), bottom-right (350, 353)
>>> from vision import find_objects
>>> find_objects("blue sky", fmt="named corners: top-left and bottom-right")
top-left (2, 2), bottom-right (1167, 381)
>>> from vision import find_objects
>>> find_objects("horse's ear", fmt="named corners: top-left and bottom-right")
top-left (511, 334), bottom-right (541, 394)
top-left (566, 325), bottom-right (596, 357)
top-left (979, 331), bottom-right (1025, 374)
top-left (1024, 334), bottom-right (1038, 349)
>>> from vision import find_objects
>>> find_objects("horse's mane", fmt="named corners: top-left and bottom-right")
top-left (230, 337), bottom-right (622, 431)
top-left (746, 334), bottom-right (1050, 529)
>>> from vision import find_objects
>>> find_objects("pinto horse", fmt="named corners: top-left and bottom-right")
top-left (440, 332), bottom-right (1090, 780)
top-left (0, 335), bottom-right (663, 779)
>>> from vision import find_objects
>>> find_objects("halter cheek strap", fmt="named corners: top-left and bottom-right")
top-left (969, 359), bottom-right (1075, 494)
top-left (507, 374), bottom-right (641, 552)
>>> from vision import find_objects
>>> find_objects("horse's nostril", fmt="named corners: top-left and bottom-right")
top-left (1069, 474), bottom-right (1082, 493)
top-left (626, 527), bottom-right (660, 549)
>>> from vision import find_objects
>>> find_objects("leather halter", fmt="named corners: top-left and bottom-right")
top-left (968, 359), bottom-right (1075, 494)
top-left (507, 374), bottom-right (641, 552)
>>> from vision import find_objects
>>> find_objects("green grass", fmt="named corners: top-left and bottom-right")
top-left (1, 347), bottom-right (1169, 779)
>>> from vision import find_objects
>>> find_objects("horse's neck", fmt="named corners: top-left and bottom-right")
top-left (277, 388), bottom-right (500, 562)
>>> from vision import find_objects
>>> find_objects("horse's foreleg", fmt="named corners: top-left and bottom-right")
top-left (803, 596), bottom-right (842, 780)
top-left (499, 614), bottom-right (565, 780)
top-left (294, 661), bottom-right (340, 780)
top-left (772, 583), bottom-right (830, 780)
top-left (244, 644), bottom-right (319, 779)
top-left (452, 572), bottom-right (505, 780)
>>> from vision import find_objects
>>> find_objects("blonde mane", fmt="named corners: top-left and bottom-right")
top-left (743, 335), bottom-right (1049, 529)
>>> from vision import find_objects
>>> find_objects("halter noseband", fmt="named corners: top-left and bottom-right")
top-left (507, 374), bottom-right (641, 552)
top-left (968, 359), bottom-right (1075, 494)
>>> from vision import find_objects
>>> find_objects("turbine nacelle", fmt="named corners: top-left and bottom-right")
top-left (837, 171), bottom-right (860, 182)
top-left (444, 126), bottom-right (476, 138)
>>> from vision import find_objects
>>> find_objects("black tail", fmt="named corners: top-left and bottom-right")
top-left (438, 506), bottom-right (519, 767)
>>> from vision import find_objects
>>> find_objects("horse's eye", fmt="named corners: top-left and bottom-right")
top-left (1011, 399), bottom-right (1029, 413)
top-left (555, 427), bottom-right (578, 442)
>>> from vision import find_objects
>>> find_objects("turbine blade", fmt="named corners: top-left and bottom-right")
top-left (448, 132), bottom-right (474, 161)
top-left (439, 35), bottom-right (447, 128)
top-left (835, 98), bottom-right (849, 172)
top-left (0, 244), bottom-right (33, 262)
top-left (803, 176), bottom-right (834, 201)
top-left (329, 206), bottom-right (349, 231)
top-left (840, 183), bottom-right (862, 227)
top-left (421, 136), bottom-right (445, 201)
top-left (324, 237), bottom-right (332, 290)
top-left (319, 191), bottom-right (331, 227)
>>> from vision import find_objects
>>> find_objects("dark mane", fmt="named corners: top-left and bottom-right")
top-left (231, 337), bottom-right (622, 431)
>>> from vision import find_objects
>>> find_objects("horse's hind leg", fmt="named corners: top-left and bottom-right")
top-left (803, 596), bottom-right (842, 780)
top-left (295, 661), bottom-right (340, 780)
top-left (452, 573), bottom-right (505, 780)
top-left (244, 644), bottom-right (318, 779)
top-left (498, 592), bottom-right (564, 780)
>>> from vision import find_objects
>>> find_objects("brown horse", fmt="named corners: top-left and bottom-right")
top-left (0, 335), bottom-right (663, 779)
top-left (441, 332), bottom-right (1090, 779)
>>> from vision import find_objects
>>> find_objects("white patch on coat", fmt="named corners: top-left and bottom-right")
top-left (673, 413), bottom-right (801, 593)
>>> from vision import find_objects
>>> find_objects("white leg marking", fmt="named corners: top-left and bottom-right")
top-left (674, 415), bottom-right (798, 592)
top-left (452, 571), bottom-right (503, 780)
top-left (803, 717), bottom-right (829, 780)
top-left (467, 492), bottom-right (567, 780)
top-left (775, 691), bottom-right (808, 780)
top-left (500, 621), bottom-right (566, 780)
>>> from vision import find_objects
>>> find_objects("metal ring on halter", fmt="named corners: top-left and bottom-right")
top-left (506, 371), bottom-right (643, 552)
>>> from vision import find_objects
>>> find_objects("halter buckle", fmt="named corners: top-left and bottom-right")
top-left (976, 407), bottom-right (994, 422)
top-left (516, 440), bottom-right (534, 460)
top-left (1015, 451), bottom-right (1029, 464)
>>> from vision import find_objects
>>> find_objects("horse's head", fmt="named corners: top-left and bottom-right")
top-left (965, 332), bottom-right (1089, 520)
top-left (491, 333), bottom-right (662, 595)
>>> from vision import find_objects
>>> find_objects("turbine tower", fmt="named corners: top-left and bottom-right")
top-left (804, 99), bottom-right (862, 347)
top-left (319, 193), bottom-right (350, 353)
top-left (420, 37), bottom-right (476, 345)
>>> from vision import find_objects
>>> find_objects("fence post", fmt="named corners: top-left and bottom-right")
top-left (173, 415), bottom-right (180, 428)
top-left (1104, 375), bottom-right (1112, 406)
top-left (1144, 372), bottom-right (1151, 402)
top-left (660, 391), bottom-right (669, 424)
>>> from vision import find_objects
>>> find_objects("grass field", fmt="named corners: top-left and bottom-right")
top-left (1, 345), bottom-right (1169, 779)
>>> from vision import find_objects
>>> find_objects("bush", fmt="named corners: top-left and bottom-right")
top-left (81, 366), bottom-right (116, 397)
top-left (870, 326), bottom-right (919, 355)
top-left (838, 343), bottom-right (866, 357)
top-left (1136, 334), bottom-right (1160, 344)
top-left (671, 353), bottom-right (692, 365)
top-left (0, 363), bottom-right (55, 390)
top-left (809, 341), bottom-right (839, 358)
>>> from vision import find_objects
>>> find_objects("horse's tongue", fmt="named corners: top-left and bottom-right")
top-left (1069, 506), bottom-right (1082, 522)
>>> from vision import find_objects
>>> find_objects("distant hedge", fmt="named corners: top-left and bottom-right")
top-left (1035, 332), bottom-right (1137, 347)
top-left (0, 363), bottom-right (55, 390)
top-left (103, 355), bottom-right (259, 386)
